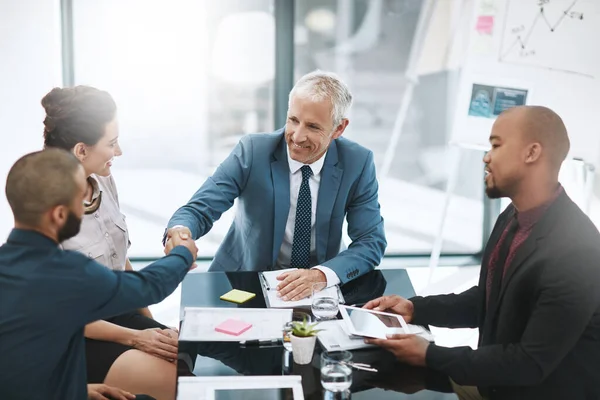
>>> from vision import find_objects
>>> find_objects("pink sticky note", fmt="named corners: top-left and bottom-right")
top-left (476, 16), bottom-right (494, 35)
top-left (215, 319), bottom-right (253, 336)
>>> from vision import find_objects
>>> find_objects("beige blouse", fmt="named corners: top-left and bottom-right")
top-left (61, 174), bottom-right (130, 270)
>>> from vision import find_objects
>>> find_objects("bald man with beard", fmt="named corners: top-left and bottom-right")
top-left (0, 149), bottom-right (198, 400)
top-left (363, 106), bottom-right (600, 400)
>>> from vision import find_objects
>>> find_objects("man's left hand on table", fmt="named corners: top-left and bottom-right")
top-left (276, 269), bottom-right (326, 301)
top-left (365, 334), bottom-right (430, 367)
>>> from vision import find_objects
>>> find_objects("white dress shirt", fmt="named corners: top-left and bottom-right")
top-left (275, 148), bottom-right (341, 287)
top-left (61, 174), bottom-right (130, 271)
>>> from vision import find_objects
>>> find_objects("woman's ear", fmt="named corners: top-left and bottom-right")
top-left (72, 143), bottom-right (87, 162)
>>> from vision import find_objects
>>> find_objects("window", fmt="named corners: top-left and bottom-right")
top-left (72, 0), bottom-right (275, 257)
top-left (294, 0), bottom-right (484, 254)
top-left (69, 0), bottom-right (484, 258)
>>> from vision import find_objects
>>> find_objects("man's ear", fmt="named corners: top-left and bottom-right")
top-left (49, 204), bottom-right (69, 226)
top-left (332, 119), bottom-right (349, 139)
top-left (524, 142), bottom-right (542, 164)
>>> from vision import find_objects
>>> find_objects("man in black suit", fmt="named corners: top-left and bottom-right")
top-left (364, 106), bottom-right (600, 400)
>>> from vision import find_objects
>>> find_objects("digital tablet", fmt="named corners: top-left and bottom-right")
top-left (339, 305), bottom-right (434, 341)
top-left (339, 305), bottom-right (411, 339)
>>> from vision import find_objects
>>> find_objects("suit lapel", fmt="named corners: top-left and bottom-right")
top-left (478, 206), bottom-right (514, 327)
top-left (481, 205), bottom-right (515, 283)
top-left (488, 193), bottom-right (567, 322)
top-left (316, 141), bottom-right (342, 262)
top-left (486, 236), bottom-right (538, 322)
top-left (270, 137), bottom-right (290, 266)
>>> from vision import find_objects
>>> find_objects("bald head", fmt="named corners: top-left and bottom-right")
top-left (500, 105), bottom-right (570, 170)
top-left (6, 149), bottom-right (83, 227)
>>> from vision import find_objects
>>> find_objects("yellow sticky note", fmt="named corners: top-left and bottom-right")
top-left (220, 289), bottom-right (256, 304)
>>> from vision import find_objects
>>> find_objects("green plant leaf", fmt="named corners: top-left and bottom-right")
top-left (289, 316), bottom-right (321, 337)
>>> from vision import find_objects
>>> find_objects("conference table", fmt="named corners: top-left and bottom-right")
top-left (177, 269), bottom-right (458, 399)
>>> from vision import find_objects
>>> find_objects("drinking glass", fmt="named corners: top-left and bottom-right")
top-left (320, 351), bottom-right (353, 393)
top-left (311, 282), bottom-right (339, 321)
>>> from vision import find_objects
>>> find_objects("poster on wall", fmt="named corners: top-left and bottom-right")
top-left (468, 83), bottom-right (528, 119)
top-left (471, 0), bottom-right (500, 56)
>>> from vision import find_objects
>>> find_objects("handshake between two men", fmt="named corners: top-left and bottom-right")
top-left (164, 226), bottom-right (329, 302)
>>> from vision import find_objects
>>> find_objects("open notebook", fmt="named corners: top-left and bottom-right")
top-left (260, 268), bottom-right (344, 308)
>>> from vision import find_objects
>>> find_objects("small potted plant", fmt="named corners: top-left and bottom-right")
top-left (289, 317), bottom-right (321, 365)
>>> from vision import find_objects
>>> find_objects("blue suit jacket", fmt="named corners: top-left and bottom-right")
top-left (0, 229), bottom-right (193, 400)
top-left (168, 130), bottom-right (386, 284)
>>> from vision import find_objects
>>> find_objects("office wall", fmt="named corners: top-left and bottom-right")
top-left (0, 0), bottom-right (62, 233)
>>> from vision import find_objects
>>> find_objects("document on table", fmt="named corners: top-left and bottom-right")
top-left (260, 268), bottom-right (297, 290)
top-left (260, 269), bottom-right (344, 308)
top-left (177, 376), bottom-right (304, 400)
top-left (179, 307), bottom-right (292, 341)
top-left (317, 320), bottom-right (376, 351)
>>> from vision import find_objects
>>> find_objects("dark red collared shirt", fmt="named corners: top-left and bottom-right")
top-left (486, 185), bottom-right (564, 306)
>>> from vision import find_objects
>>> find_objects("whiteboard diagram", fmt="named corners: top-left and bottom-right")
top-left (499, 0), bottom-right (599, 78)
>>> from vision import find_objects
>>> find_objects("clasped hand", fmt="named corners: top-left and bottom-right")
top-left (132, 328), bottom-right (179, 363)
top-left (164, 226), bottom-right (198, 269)
top-left (88, 384), bottom-right (135, 400)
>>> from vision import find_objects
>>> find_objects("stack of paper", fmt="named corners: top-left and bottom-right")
top-left (260, 268), bottom-right (296, 290)
top-left (317, 320), bottom-right (434, 351)
top-left (317, 320), bottom-right (376, 351)
top-left (406, 324), bottom-right (435, 341)
top-left (177, 376), bottom-right (304, 400)
top-left (179, 307), bottom-right (292, 341)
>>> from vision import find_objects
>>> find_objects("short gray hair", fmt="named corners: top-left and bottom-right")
top-left (289, 70), bottom-right (353, 127)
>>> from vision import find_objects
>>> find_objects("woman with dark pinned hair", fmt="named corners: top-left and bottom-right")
top-left (41, 86), bottom-right (189, 400)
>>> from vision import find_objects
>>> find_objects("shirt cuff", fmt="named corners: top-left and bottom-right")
top-left (312, 266), bottom-right (340, 287)
top-left (169, 245), bottom-right (194, 267)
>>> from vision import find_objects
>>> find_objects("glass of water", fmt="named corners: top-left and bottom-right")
top-left (321, 351), bottom-right (353, 393)
top-left (311, 283), bottom-right (339, 321)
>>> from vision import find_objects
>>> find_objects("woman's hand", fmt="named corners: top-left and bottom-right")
top-left (131, 328), bottom-right (178, 362)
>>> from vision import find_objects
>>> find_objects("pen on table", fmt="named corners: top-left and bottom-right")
top-left (259, 273), bottom-right (271, 290)
top-left (240, 339), bottom-right (282, 346)
top-left (343, 361), bottom-right (378, 373)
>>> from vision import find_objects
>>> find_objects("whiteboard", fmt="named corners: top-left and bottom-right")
top-left (451, 0), bottom-right (600, 164)
top-left (499, 0), bottom-right (596, 78)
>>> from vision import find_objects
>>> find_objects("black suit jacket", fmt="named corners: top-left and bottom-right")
top-left (410, 192), bottom-right (600, 399)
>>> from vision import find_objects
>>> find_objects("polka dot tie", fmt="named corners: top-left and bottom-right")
top-left (290, 165), bottom-right (313, 269)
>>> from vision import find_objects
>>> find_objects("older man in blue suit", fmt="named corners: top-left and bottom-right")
top-left (165, 70), bottom-right (387, 301)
